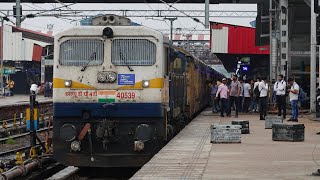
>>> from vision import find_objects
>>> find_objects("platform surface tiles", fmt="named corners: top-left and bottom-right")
top-left (131, 111), bottom-right (320, 180)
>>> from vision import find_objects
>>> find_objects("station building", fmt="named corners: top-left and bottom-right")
top-left (210, 21), bottom-right (270, 79)
top-left (0, 25), bottom-right (53, 95)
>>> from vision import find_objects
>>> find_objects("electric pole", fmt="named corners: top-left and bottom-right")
top-left (16, 0), bottom-right (21, 28)
top-left (0, 18), bottom-right (4, 96)
top-left (311, 0), bottom-right (317, 113)
top-left (269, 0), bottom-right (273, 82)
top-left (164, 17), bottom-right (177, 41)
top-left (205, 0), bottom-right (209, 29)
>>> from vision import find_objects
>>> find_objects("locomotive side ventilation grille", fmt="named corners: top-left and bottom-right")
top-left (111, 39), bottom-right (156, 66)
top-left (59, 39), bottom-right (104, 66)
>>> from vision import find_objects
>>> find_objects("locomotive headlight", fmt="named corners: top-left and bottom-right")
top-left (142, 80), bottom-right (150, 88)
top-left (97, 72), bottom-right (107, 82)
top-left (106, 72), bottom-right (117, 83)
top-left (71, 141), bottom-right (81, 152)
top-left (64, 80), bottom-right (72, 87)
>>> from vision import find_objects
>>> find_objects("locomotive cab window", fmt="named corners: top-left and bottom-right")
top-left (111, 39), bottom-right (156, 66)
top-left (59, 39), bottom-right (104, 66)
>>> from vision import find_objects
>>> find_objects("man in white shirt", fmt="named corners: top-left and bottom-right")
top-left (251, 78), bottom-right (261, 112)
top-left (273, 75), bottom-right (287, 119)
top-left (259, 77), bottom-right (269, 120)
top-left (238, 79), bottom-right (244, 112)
top-left (30, 83), bottom-right (39, 95)
top-left (287, 78), bottom-right (299, 122)
top-left (243, 79), bottom-right (252, 113)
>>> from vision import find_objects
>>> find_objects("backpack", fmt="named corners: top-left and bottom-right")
top-left (298, 88), bottom-right (306, 103)
top-left (254, 85), bottom-right (260, 97)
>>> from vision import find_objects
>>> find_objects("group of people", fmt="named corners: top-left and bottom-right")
top-left (210, 74), bottom-right (301, 122)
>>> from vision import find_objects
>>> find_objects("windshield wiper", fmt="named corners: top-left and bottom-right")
top-left (81, 51), bottom-right (97, 72)
top-left (118, 44), bottom-right (134, 72)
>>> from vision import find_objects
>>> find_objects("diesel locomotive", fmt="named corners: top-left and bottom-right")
top-left (52, 15), bottom-right (225, 167)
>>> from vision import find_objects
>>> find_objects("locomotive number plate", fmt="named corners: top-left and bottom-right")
top-left (116, 90), bottom-right (140, 102)
top-left (116, 92), bottom-right (136, 99)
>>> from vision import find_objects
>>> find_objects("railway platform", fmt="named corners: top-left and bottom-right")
top-left (131, 110), bottom-right (320, 179)
top-left (0, 95), bottom-right (52, 108)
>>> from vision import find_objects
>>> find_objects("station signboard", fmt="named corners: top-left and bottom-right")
top-left (1, 67), bottom-right (16, 75)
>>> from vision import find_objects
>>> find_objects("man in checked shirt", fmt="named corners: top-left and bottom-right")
top-left (216, 78), bottom-right (230, 117)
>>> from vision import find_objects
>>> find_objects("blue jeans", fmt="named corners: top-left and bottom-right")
top-left (249, 96), bottom-right (259, 112)
top-left (211, 94), bottom-right (218, 112)
top-left (291, 100), bottom-right (299, 120)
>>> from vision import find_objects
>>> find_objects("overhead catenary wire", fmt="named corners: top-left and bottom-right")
top-left (144, 1), bottom-right (171, 29)
top-left (0, 11), bottom-right (15, 25)
top-left (29, 3), bottom-right (77, 16)
top-left (157, 0), bottom-right (205, 26)
top-left (53, 0), bottom-right (87, 16)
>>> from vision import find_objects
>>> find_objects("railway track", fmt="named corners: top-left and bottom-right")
top-left (0, 127), bottom-right (51, 144)
top-left (0, 144), bottom-right (41, 157)
top-left (0, 113), bottom-right (52, 129)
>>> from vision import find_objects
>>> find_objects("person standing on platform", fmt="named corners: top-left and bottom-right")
top-left (49, 81), bottom-right (53, 97)
top-left (251, 78), bottom-right (261, 112)
top-left (274, 74), bottom-right (287, 119)
top-left (243, 79), bottom-right (252, 113)
top-left (287, 78), bottom-right (300, 122)
top-left (210, 81), bottom-right (219, 113)
top-left (30, 83), bottom-right (39, 95)
top-left (228, 75), bottom-right (241, 118)
top-left (259, 77), bottom-right (269, 120)
top-left (238, 78), bottom-right (244, 113)
top-left (44, 81), bottom-right (50, 97)
top-left (216, 78), bottom-right (229, 117)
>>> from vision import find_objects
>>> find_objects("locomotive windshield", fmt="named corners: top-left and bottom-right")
top-left (59, 39), bottom-right (104, 66)
top-left (111, 39), bottom-right (156, 66)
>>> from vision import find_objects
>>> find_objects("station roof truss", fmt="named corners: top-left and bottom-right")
top-left (0, 9), bottom-right (257, 18)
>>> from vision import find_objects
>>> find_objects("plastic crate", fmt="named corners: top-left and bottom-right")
top-left (210, 124), bottom-right (241, 143)
top-left (265, 116), bottom-right (283, 129)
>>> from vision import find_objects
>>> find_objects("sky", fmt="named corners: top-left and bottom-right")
top-left (0, 3), bottom-right (257, 34)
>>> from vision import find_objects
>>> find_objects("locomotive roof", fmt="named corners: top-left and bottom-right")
top-left (54, 25), bottom-right (168, 44)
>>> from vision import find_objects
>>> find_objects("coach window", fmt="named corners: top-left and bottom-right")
top-left (111, 39), bottom-right (156, 66)
top-left (59, 39), bottom-right (104, 66)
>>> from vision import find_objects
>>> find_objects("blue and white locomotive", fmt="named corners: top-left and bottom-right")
top-left (52, 15), bottom-right (224, 167)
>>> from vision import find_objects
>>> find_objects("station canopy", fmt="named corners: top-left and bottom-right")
top-left (0, 0), bottom-right (261, 3)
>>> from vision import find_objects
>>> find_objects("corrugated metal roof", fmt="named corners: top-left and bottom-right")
top-left (211, 26), bottom-right (228, 54)
top-left (0, 25), bottom-right (46, 61)
top-left (32, 45), bottom-right (43, 62)
top-left (210, 22), bottom-right (270, 55)
top-left (12, 26), bottom-right (53, 43)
